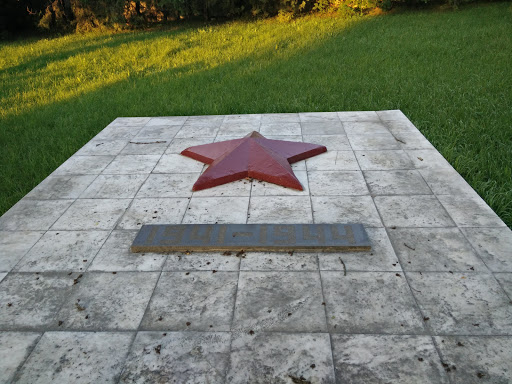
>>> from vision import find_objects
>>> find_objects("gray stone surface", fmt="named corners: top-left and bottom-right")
top-left (321, 271), bottom-right (426, 334)
top-left (88, 230), bottom-right (167, 271)
top-left (331, 335), bottom-right (449, 384)
top-left (232, 271), bottom-right (327, 332)
top-left (0, 231), bottom-right (44, 272)
top-left (407, 272), bottom-right (512, 335)
top-left (434, 336), bottom-right (512, 383)
top-left (1, 111), bottom-right (510, 382)
top-left (56, 272), bottom-right (158, 330)
top-left (140, 271), bottom-right (238, 331)
top-left (228, 332), bottom-right (335, 383)
top-left (14, 230), bottom-right (109, 272)
top-left (13, 331), bottom-right (133, 383)
top-left (0, 272), bottom-right (76, 329)
top-left (51, 198), bottom-right (130, 230)
top-left (388, 227), bottom-right (488, 272)
top-left (0, 332), bottom-right (41, 384)
top-left (121, 331), bottom-right (231, 383)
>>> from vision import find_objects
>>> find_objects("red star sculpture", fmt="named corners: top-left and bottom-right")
top-left (181, 131), bottom-right (327, 191)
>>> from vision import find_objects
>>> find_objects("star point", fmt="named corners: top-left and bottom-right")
top-left (181, 131), bottom-right (326, 191)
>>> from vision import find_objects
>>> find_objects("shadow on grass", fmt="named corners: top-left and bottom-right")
top-left (1, 4), bottom-right (511, 225)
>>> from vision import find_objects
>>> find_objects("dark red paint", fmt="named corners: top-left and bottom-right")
top-left (181, 131), bottom-right (327, 191)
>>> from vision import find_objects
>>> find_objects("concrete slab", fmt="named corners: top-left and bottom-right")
top-left (13, 331), bottom-right (133, 383)
top-left (1, 111), bottom-right (510, 382)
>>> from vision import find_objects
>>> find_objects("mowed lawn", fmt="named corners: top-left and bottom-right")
top-left (1, 3), bottom-right (511, 226)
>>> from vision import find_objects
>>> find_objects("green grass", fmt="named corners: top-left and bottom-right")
top-left (1, 3), bottom-right (511, 227)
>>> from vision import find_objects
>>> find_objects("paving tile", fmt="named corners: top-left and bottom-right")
top-left (434, 336), bottom-right (512, 383)
top-left (251, 170), bottom-right (310, 196)
top-left (228, 332), bottom-right (335, 383)
top-left (407, 272), bottom-right (512, 335)
top-left (347, 133), bottom-right (401, 150)
top-left (146, 116), bottom-right (187, 126)
top-left (355, 150), bottom-right (414, 170)
top-left (121, 331), bottom-right (231, 383)
top-left (58, 272), bottom-right (159, 330)
top-left (185, 115), bottom-right (225, 125)
top-left (0, 273), bottom-right (6, 283)
top-left (261, 113), bottom-right (301, 124)
top-left (175, 124), bottom-right (221, 138)
top-left (13, 331), bottom-right (133, 384)
top-left (388, 228), bottom-right (488, 272)
top-left (384, 119), bottom-right (419, 134)
top-left (224, 114), bottom-right (262, 124)
top-left (318, 228), bottom-right (401, 272)
top-left (438, 195), bottom-right (506, 227)
top-left (331, 335), bottom-right (449, 384)
top-left (248, 196), bottom-right (312, 224)
top-left (266, 135), bottom-right (303, 143)
top-left (306, 151), bottom-right (359, 171)
top-left (233, 271), bottom-right (326, 332)
top-left (140, 271), bottom-right (238, 331)
top-left (120, 139), bottom-right (169, 155)
top-left (192, 178), bottom-right (252, 197)
top-left (80, 174), bottom-right (147, 198)
top-left (343, 121), bottom-right (390, 135)
top-left (88, 230), bottom-right (166, 272)
top-left (461, 227), bottom-right (512, 272)
top-left (312, 196), bottom-right (383, 227)
top-left (75, 139), bottom-right (128, 156)
top-left (303, 134), bottom-right (352, 150)
top-left (112, 117), bottom-right (152, 126)
top-left (299, 112), bottom-right (339, 122)
top-left (392, 131), bottom-right (435, 150)
top-left (337, 111), bottom-right (380, 122)
top-left (136, 173), bottom-right (197, 198)
top-left (217, 122), bottom-right (260, 136)
top-left (364, 170), bottom-right (432, 195)
top-left (0, 332), bottom-right (41, 384)
top-left (374, 196), bottom-right (455, 227)
top-left (259, 122), bottom-right (301, 136)
top-left (301, 121), bottom-right (345, 135)
top-left (308, 171), bottom-right (368, 196)
top-left (164, 253), bottom-right (240, 271)
top-left (0, 200), bottom-right (72, 231)
top-left (166, 137), bottom-right (213, 154)
top-left (52, 198), bottom-right (130, 230)
top-left (376, 110), bottom-right (408, 121)
top-left (240, 252), bottom-right (318, 271)
top-left (406, 149), bottom-right (452, 169)
top-left (419, 168), bottom-right (479, 197)
top-left (0, 231), bottom-right (44, 272)
top-left (153, 153), bottom-right (205, 173)
top-left (94, 125), bottom-right (142, 140)
top-left (495, 273), bottom-right (512, 299)
top-left (133, 125), bottom-right (181, 140)
top-left (117, 198), bottom-right (189, 229)
top-left (52, 155), bottom-right (114, 175)
top-left (102, 154), bottom-right (160, 174)
top-left (321, 271), bottom-right (425, 334)
top-left (14, 231), bottom-right (109, 272)
top-left (0, 272), bottom-right (76, 330)
top-left (183, 196), bottom-right (249, 224)
top-left (25, 175), bottom-right (97, 199)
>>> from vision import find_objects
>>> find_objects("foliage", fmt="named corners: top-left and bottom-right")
top-left (2, 0), bottom-right (497, 35)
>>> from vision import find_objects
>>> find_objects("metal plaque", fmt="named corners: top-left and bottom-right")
top-left (131, 223), bottom-right (371, 253)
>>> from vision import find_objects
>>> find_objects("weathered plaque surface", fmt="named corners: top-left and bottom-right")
top-left (131, 223), bottom-right (371, 253)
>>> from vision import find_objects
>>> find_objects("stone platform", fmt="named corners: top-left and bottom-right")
top-left (1, 111), bottom-right (511, 383)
